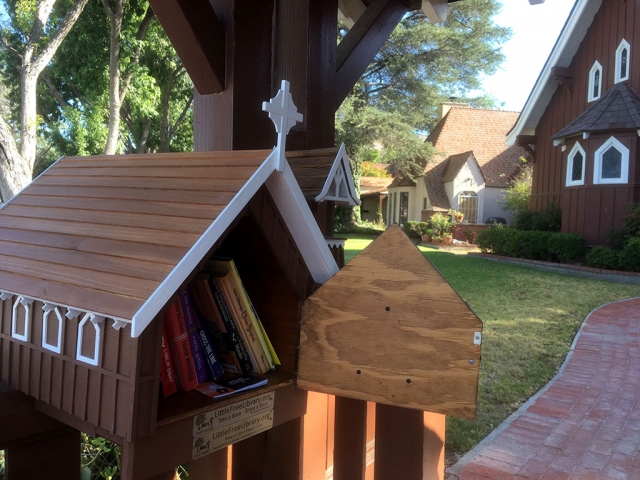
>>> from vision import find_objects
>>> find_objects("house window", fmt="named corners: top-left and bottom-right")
top-left (423, 196), bottom-right (431, 210)
top-left (392, 192), bottom-right (397, 224)
top-left (566, 142), bottom-right (586, 186)
top-left (458, 192), bottom-right (478, 224)
top-left (615, 39), bottom-right (630, 83)
top-left (588, 61), bottom-right (602, 102)
top-left (594, 136), bottom-right (629, 184)
top-left (399, 192), bottom-right (409, 225)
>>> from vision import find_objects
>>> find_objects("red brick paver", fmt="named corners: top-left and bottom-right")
top-left (447, 298), bottom-right (640, 480)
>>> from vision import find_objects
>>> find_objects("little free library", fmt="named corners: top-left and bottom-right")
top-left (0, 2), bottom-right (481, 479)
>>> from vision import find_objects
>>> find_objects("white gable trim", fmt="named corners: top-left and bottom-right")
top-left (131, 151), bottom-right (278, 337)
top-left (506, 0), bottom-right (603, 145)
top-left (268, 162), bottom-right (339, 285)
top-left (314, 143), bottom-right (361, 206)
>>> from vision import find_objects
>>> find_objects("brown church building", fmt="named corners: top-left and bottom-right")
top-left (508, 0), bottom-right (640, 246)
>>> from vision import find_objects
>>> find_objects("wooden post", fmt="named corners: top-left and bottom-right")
top-left (333, 397), bottom-right (367, 480)
top-left (373, 405), bottom-right (445, 480)
top-left (302, 392), bottom-right (331, 479)
top-left (189, 449), bottom-right (227, 480)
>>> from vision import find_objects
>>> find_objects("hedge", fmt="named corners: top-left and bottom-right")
top-left (586, 237), bottom-right (640, 271)
top-left (477, 228), bottom-right (586, 263)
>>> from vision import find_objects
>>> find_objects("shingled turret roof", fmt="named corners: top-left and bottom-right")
top-left (552, 83), bottom-right (640, 141)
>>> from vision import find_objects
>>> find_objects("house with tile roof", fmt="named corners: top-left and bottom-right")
top-left (359, 177), bottom-right (391, 223)
top-left (507, 0), bottom-right (640, 246)
top-left (387, 105), bottom-right (528, 226)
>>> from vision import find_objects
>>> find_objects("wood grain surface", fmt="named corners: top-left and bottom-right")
top-left (298, 225), bottom-right (482, 418)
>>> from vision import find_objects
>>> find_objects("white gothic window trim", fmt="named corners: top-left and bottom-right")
top-left (11, 296), bottom-right (34, 343)
top-left (593, 136), bottom-right (629, 185)
top-left (566, 142), bottom-right (586, 187)
top-left (615, 39), bottom-right (631, 84)
top-left (76, 313), bottom-right (105, 367)
top-left (42, 304), bottom-right (65, 354)
top-left (588, 61), bottom-right (602, 102)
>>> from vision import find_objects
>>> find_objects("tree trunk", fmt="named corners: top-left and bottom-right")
top-left (103, 0), bottom-right (124, 155)
top-left (19, 66), bottom-right (38, 171)
top-left (0, 116), bottom-right (30, 202)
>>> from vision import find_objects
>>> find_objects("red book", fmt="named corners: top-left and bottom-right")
top-left (159, 323), bottom-right (178, 397)
top-left (163, 297), bottom-right (198, 391)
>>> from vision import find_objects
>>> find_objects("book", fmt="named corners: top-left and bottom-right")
top-left (208, 276), bottom-right (254, 374)
top-left (164, 298), bottom-right (198, 391)
top-left (159, 323), bottom-right (178, 397)
top-left (207, 258), bottom-right (279, 367)
top-left (214, 272), bottom-right (271, 374)
top-left (195, 375), bottom-right (269, 399)
top-left (179, 291), bottom-right (209, 384)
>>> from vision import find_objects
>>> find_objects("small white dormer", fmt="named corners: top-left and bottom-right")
top-left (314, 144), bottom-right (361, 206)
top-left (615, 39), bottom-right (630, 83)
top-left (588, 61), bottom-right (602, 102)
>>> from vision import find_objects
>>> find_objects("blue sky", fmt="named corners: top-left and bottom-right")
top-left (477, 0), bottom-right (576, 111)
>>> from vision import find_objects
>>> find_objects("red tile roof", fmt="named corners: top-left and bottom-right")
top-left (426, 107), bottom-right (528, 188)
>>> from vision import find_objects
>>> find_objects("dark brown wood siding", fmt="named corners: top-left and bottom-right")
top-left (0, 298), bottom-right (138, 440)
top-left (532, 0), bottom-right (640, 245)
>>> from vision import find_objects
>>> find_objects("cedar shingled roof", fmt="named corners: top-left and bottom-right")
top-left (553, 83), bottom-right (640, 140)
top-left (0, 150), bottom-right (338, 336)
top-left (288, 148), bottom-right (339, 200)
top-left (426, 107), bottom-right (528, 188)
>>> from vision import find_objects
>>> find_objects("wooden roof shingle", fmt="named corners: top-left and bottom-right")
top-left (0, 150), bottom-right (338, 336)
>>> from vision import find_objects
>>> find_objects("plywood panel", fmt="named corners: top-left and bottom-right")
top-left (298, 226), bottom-right (482, 418)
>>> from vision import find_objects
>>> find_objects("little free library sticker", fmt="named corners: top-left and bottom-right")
top-left (192, 391), bottom-right (275, 436)
top-left (193, 410), bottom-right (274, 460)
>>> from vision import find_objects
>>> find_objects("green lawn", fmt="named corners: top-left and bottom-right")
top-left (340, 236), bottom-right (640, 457)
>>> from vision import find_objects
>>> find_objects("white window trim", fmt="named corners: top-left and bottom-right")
top-left (594, 136), bottom-right (629, 184)
top-left (588, 61), bottom-right (603, 102)
top-left (11, 296), bottom-right (34, 342)
top-left (566, 142), bottom-right (586, 186)
top-left (76, 313), bottom-right (105, 366)
top-left (615, 39), bottom-right (631, 84)
top-left (42, 304), bottom-right (65, 354)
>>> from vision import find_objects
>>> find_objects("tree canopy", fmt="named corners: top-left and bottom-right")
top-left (337, 0), bottom-right (511, 178)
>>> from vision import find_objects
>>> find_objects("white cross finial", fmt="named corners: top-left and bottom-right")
top-left (262, 80), bottom-right (303, 171)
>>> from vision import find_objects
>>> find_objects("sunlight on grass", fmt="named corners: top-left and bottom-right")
top-left (340, 235), bottom-right (640, 456)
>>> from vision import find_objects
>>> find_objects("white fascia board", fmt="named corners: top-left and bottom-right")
top-left (131, 151), bottom-right (278, 338)
top-left (422, 0), bottom-right (448, 23)
top-left (506, 0), bottom-right (603, 146)
top-left (314, 143), bottom-right (361, 206)
top-left (268, 162), bottom-right (339, 285)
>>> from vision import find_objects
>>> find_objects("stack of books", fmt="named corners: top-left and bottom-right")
top-left (160, 258), bottom-right (279, 398)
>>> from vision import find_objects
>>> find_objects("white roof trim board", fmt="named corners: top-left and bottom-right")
top-left (315, 143), bottom-right (361, 206)
top-left (506, 0), bottom-right (603, 145)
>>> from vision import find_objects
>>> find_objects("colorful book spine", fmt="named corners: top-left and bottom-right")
top-left (216, 273), bottom-right (271, 374)
top-left (208, 258), bottom-right (278, 367)
top-left (159, 323), bottom-right (178, 397)
top-left (209, 277), bottom-right (254, 373)
top-left (179, 291), bottom-right (209, 384)
top-left (163, 298), bottom-right (198, 391)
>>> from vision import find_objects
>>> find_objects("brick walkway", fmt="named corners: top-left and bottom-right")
top-left (446, 297), bottom-right (640, 480)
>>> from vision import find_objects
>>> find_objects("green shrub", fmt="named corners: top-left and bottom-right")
top-left (621, 237), bottom-right (640, 271)
top-left (586, 247), bottom-right (620, 270)
top-left (548, 233), bottom-right (586, 263)
top-left (513, 203), bottom-right (561, 232)
top-left (430, 212), bottom-right (452, 235)
top-left (402, 221), bottom-right (429, 239)
top-left (478, 228), bottom-right (586, 264)
top-left (477, 227), bottom-right (519, 256)
top-left (335, 221), bottom-right (385, 236)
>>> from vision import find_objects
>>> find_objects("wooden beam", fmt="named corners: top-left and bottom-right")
top-left (516, 135), bottom-right (537, 145)
top-left (333, 397), bottom-right (367, 480)
top-left (334, 0), bottom-right (410, 109)
top-left (148, 0), bottom-right (225, 95)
